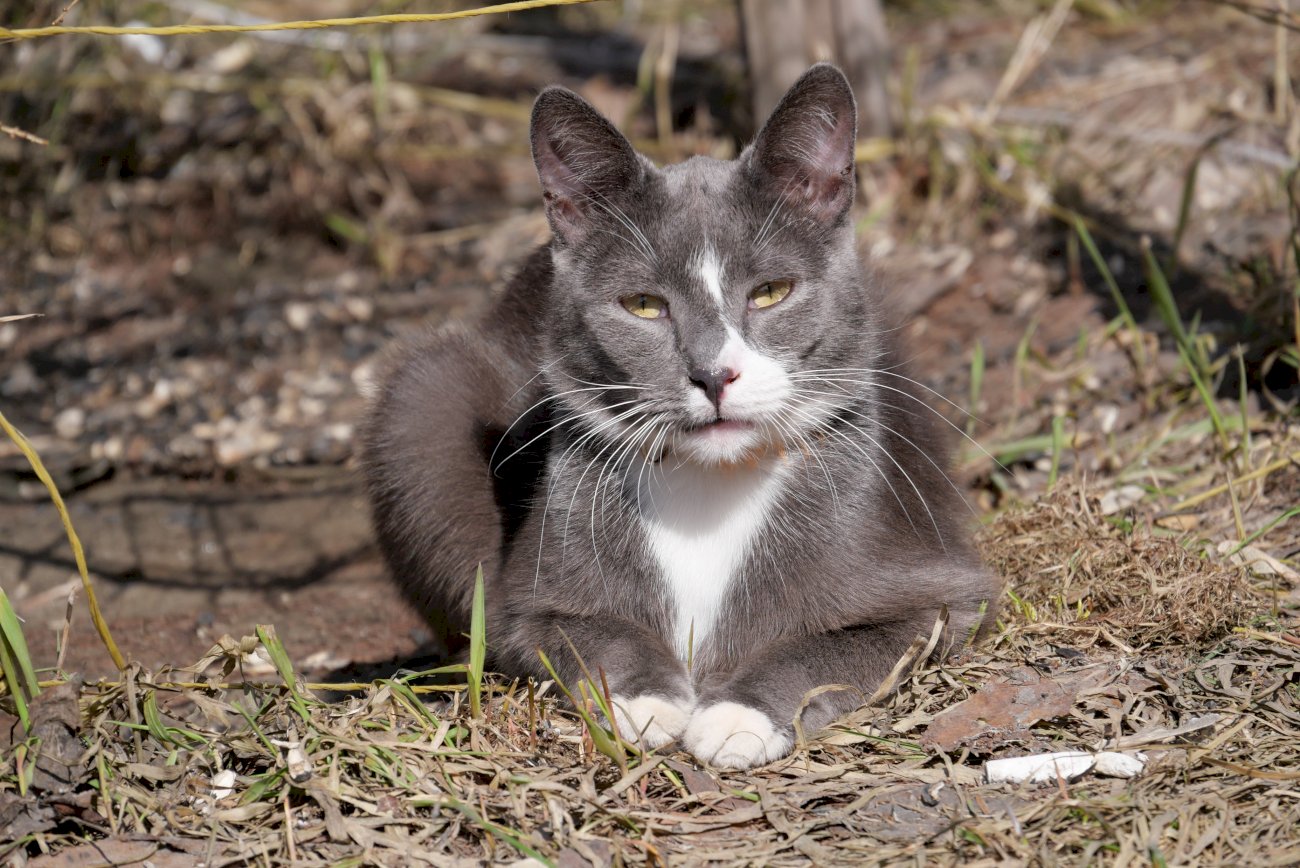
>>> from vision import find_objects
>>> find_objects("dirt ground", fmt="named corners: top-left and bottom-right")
top-left (2, 0), bottom-right (1295, 677)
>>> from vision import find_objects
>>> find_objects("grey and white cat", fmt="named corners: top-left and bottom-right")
top-left (362, 64), bottom-right (999, 769)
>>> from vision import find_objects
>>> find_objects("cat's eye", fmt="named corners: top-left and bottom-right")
top-left (620, 293), bottom-right (669, 319)
top-left (749, 280), bottom-right (793, 309)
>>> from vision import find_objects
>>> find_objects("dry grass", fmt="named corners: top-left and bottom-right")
top-left (3, 465), bottom-right (1297, 865)
top-left (981, 482), bottom-right (1261, 648)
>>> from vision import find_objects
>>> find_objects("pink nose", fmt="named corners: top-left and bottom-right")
top-left (689, 366), bottom-right (739, 411)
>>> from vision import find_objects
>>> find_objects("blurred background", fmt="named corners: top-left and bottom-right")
top-left (1, 0), bottom-right (1297, 676)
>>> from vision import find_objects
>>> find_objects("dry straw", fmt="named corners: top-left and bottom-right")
top-left (0, 0), bottom-right (601, 41)
top-left (0, 409), bottom-right (125, 670)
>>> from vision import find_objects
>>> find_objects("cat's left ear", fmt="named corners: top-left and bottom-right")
top-left (530, 86), bottom-right (644, 245)
top-left (743, 63), bottom-right (857, 226)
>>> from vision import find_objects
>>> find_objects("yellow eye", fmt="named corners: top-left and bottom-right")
top-left (620, 293), bottom-right (668, 319)
top-left (749, 280), bottom-right (792, 309)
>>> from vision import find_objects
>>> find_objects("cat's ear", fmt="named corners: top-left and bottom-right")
top-left (530, 87), bottom-right (644, 245)
top-left (744, 63), bottom-right (857, 226)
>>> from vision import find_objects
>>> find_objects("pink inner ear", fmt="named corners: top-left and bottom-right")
top-left (547, 196), bottom-right (584, 234)
top-left (804, 109), bottom-right (855, 180)
top-left (778, 109), bottom-right (854, 222)
top-left (534, 134), bottom-right (584, 202)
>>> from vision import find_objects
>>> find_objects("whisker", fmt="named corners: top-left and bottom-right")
top-left (532, 403), bottom-right (645, 597)
top-left (502, 353), bottom-right (567, 407)
top-left (590, 415), bottom-right (663, 571)
top-left (494, 396), bottom-right (642, 473)
top-left (771, 405), bottom-right (840, 516)
top-left (789, 373), bottom-right (1010, 474)
top-left (801, 401), bottom-right (946, 546)
top-left (794, 388), bottom-right (977, 518)
top-left (490, 383), bottom-right (646, 471)
top-left (563, 415), bottom-right (647, 598)
top-left (793, 368), bottom-right (981, 423)
top-left (782, 402), bottom-right (930, 544)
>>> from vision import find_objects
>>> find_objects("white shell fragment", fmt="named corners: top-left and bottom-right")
top-left (985, 750), bottom-right (1147, 785)
top-left (271, 733), bottom-right (314, 784)
top-left (192, 768), bottom-right (239, 816)
top-left (1092, 751), bottom-right (1147, 778)
top-left (210, 768), bottom-right (237, 800)
top-left (1099, 485), bottom-right (1145, 515)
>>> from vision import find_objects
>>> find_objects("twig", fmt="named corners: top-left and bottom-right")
top-left (0, 123), bottom-right (48, 145)
top-left (50, 0), bottom-right (80, 27)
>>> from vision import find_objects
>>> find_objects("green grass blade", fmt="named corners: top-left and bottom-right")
top-left (468, 564), bottom-right (486, 719)
top-left (241, 769), bottom-right (285, 805)
top-left (444, 796), bottom-right (553, 864)
top-left (536, 650), bottom-right (625, 764)
top-left (967, 338), bottom-right (985, 439)
top-left (1167, 149), bottom-right (1205, 276)
top-left (1237, 349), bottom-right (1252, 459)
top-left (1229, 507), bottom-right (1300, 555)
top-left (1073, 219), bottom-right (1146, 369)
top-left (255, 625), bottom-right (312, 723)
top-left (0, 588), bottom-right (39, 694)
top-left (1142, 241), bottom-right (1196, 366)
top-left (141, 690), bottom-right (209, 749)
top-left (387, 680), bottom-right (441, 731)
top-left (1140, 242), bottom-right (1230, 450)
top-left (1176, 342), bottom-right (1229, 451)
top-left (0, 587), bottom-right (39, 730)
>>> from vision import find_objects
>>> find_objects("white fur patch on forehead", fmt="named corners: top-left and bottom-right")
top-left (694, 246), bottom-right (726, 309)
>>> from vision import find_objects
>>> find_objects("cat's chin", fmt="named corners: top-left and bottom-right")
top-left (674, 419), bottom-right (769, 466)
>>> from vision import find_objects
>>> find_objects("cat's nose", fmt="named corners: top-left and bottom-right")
top-left (689, 366), bottom-right (739, 411)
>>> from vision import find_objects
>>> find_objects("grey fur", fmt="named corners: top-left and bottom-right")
top-left (361, 64), bottom-right (1000, 765)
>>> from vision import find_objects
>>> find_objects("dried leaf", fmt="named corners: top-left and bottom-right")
top-left (922, 667), bottom-right (1103, 752)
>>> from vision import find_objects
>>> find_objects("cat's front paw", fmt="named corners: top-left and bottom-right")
top-left (610, 694), bottom-right (694, 749)
top-left (683, 702), bottom-right (793, 770)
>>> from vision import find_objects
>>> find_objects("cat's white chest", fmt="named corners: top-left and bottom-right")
top-left (640, 462), bottom-right (787, 661)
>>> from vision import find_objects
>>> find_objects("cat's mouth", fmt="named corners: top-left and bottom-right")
top-left (692, 419), bottom-right (754, 436)
top-left (669, 418), bottom-right (769, 466)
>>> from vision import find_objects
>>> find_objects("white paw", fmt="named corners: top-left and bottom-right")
top-left (683, 702), bottom-right (793, 770)
top-left (610, 694), bottom-right (693, 749)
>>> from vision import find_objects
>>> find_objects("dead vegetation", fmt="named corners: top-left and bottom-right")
top-left (981, 482), bottom-right (1262, 648)
top-left (2, 0), bottom-right (1300, 865)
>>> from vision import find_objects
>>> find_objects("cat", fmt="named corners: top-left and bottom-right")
top-left (361, 64), bottom-right (1000, 770)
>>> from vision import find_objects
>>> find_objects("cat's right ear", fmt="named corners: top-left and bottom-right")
top-left (530, 87), bottom-right (643, 245)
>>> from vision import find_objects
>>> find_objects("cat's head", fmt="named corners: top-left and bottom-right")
top-left (530, 64), bottom-right (877, 467)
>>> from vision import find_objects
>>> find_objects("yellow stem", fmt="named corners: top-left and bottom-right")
top-left (0, 409), bottom-right (126, 670)
top-left (1170, 451), bottom-right (1300, 513)
top-left (0, 0), bottom-right (600, 40)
